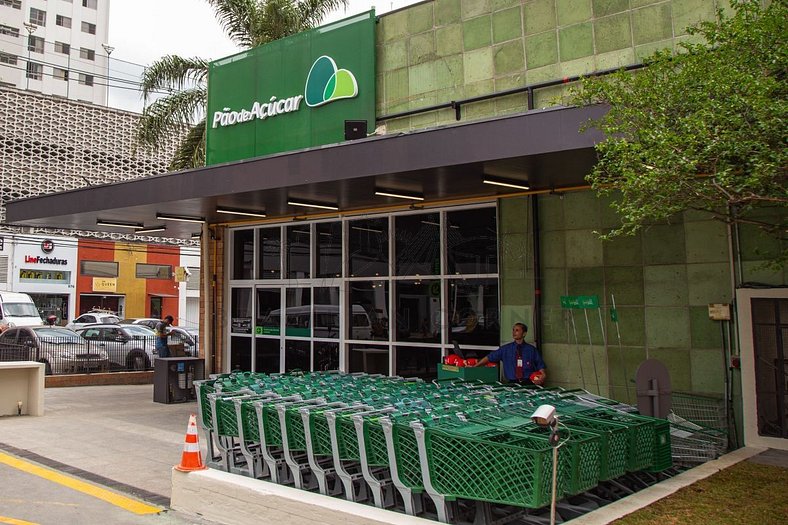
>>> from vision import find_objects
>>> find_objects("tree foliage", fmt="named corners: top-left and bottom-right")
top-left (136, 0), bottom-right (348, 171)
top-left (573, 0), bottom-right (787, 263)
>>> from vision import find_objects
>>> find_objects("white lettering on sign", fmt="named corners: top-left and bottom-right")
top-left (211, 95), bottom-right (304, 129)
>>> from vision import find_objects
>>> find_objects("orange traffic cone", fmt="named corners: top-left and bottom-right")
top-left (175, 414), bottom-right (207, 472)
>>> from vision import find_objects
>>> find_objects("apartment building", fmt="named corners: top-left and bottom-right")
top-left (0, 0), bottom-right (110, 105)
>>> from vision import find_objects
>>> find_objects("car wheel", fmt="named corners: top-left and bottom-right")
top-left (39, 359), bottom-right (52, 375)
top-left (127, 350), bottom-right (150, 371)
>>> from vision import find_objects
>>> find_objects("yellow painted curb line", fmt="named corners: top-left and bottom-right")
top-left (0, 516), bottom-right (39, 525)
top-left (0, 452), bottom-right (161, 515)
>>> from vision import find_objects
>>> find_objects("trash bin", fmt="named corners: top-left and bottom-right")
top-left (154, 357), bottom-right (205, 404)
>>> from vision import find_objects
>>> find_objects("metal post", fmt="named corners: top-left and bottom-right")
top-left (102, 44), bottom-right (114, 106)
top-left (550, 444), bottom-right (558, 525)
top-left (23, 22), bottom-right (37, 90)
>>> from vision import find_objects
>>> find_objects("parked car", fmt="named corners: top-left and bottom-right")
top-left (76, 324), bottom-right (158, 370)
top-left (119, 320), bottom-right (198, 356)
top-left (0, 326), bottom-right (108, 375)
top-left (66, 310), bottom-right (121, 331)
top-left (119, 318), bottom-right (160, 330)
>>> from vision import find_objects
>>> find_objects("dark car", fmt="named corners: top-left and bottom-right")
top-left (0, 326), bottom-right (109, 375)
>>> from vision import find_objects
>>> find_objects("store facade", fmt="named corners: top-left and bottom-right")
top-left (6, 2), bottom-right (787, 445)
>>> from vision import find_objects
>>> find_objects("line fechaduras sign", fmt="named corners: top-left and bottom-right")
top-left (206, 11), bottom-right (375, 165)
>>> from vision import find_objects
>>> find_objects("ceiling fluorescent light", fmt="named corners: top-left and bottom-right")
top-left (96, 219), bottom-right (142, 229)
top-left (135, 225), bottom-right (166, 234)
top-left (374, 190), bottom-right (424, 201)
top-left (351, 226), bottom-right (383, 234)
top-left (216, 207), bottom-right (267, 218)
top-left (287, 200), bottom-right (339, 211)
top-left (156, 213), bottom-right (206, 224)
top-left (483, 178), bottom-right (530, 190)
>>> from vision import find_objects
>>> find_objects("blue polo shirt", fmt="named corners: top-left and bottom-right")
top-left (486, 341), bottom-right (546, 382)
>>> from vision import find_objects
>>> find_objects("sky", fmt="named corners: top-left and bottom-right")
top-left (107, 0), bottom-right (422, 112)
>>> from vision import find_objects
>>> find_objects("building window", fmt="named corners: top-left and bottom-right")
top-left (227, 204), bottom-right (499, 377)
top-left (0, 0), bottom-right (22, 9)
top-left (78, 73), bottom-right (93, 86)
top-left (55, 15), bottom-right (71, 28)
top-left (27, 35), bottom-right (44, 54)
top-left (135, 263), bottom-right (172, 279)
top-left (0, 52), bottom-right (16, 65)
top-left (53, 67), bottom-right (68, 81)
top-left (82, 0), bottom-right (97, 8)
top-left (79, 48), bottom-right (95, 60)
top-left (80, 260), bottom-right (118, 277)
top-left (0, 25), bottom-right (18, 37)
top-left (348, 217), bottom-right (389, 277)
top-left (29, 7), bottom-right (46, 26)
top-left (258, 227), bottom-right (280, 279)
top-left (54, 41), bottom-right (70, 55)
top-left (186, 268), bottom-right (200, 290)
top-left (25, 61), bottom-right (42, 80)
top-left (81, 21), bottom-right (96, 34)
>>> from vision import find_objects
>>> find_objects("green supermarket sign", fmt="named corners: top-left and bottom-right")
top-left (206, 11), bottom-right (375, 165)
top-left (560, 295), bottom-right (600, 309)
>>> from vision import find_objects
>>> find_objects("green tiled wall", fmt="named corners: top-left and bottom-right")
top-left (498, 192), bottom-right (781, 403)
top-left (377, 0), bottom-right (725, 130)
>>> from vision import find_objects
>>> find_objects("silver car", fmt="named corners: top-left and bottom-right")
top-left (66, 312), bottom-right (121, 331)
top-left (0, 326), bottom-right (109, 375)
top-left (76, 324), bottom-right (158, 370)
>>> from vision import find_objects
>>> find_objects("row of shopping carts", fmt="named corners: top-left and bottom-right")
top-left (193, 371), bottom-right (672, 522)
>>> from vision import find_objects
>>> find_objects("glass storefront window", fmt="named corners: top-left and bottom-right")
top-left (395, 280), bottom-right (441, 343)
top-left (230, 336), bottom-right (251, 371)
top-left (348, 343), bottom-right (388, 375)
top-left (395, 212), bottom-right (440, 276)
top-left (348, 280), bottom-right (389, 341)
top-left (316, 221), bottom-right (342, 278)
top-left (259, 227), bottom-right (281, 279)
top-left (348, 217), bottom-right (389, 277)
top-left (314, 342), bottom-right (339, 371)
top-left (255, 288), bottom-right (280, 336)
top-left (286, 225), bottom-right (310, 279)
top-left (314, 287), bottom-right (339, 339)
top-left (285, 340), bottom-right (310, 372)
top-left (254, 337), bottom-right (280, 373)
top-left (447, 208), bottom-right (497, 275)
top-left (447, 278), bottom-right (500, 346)
top-left (233, 229), bottom-right (254, 279)
top-left (395, 346), bottom-right (440, 380)
top-left (231, 288), bottom-right (252, 334)
top-left (285, 288), bottom-right (311, 337)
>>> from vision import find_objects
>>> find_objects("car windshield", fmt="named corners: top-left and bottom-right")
top-left (33, 327), bottom-right (84, 344)
top-left (125, 325), bottom-right (153, 336)
top-left (4, 302), bottom-right (40, 317)
top-left (101, 316), bottom-right (120, 324)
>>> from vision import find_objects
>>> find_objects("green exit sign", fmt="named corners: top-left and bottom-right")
top-left (560, 295), bottom-right (600, 309)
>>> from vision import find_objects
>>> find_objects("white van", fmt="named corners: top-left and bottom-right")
top-left (0, 292), bottom-right (44, 330)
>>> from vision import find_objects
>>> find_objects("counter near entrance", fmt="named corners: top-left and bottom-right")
top-left (0, 361), bottom-right (45, 416)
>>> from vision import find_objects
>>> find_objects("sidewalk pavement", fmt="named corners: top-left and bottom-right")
top-left (0, 384), bottom-right (786, 524)
top-left (0, 384), bottom-right (198, 505)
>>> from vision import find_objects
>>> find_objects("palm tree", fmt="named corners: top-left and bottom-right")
top-left (136, 0), bottom-right (349, 171)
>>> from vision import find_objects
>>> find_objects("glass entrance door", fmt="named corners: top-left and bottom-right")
top-left (254, 287), bottom-right (281, 373)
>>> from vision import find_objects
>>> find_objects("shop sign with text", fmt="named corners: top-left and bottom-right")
top-left (206, 11), bottom-right (375, 165)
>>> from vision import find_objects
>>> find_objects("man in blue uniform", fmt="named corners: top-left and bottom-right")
top-left (474, 322), bottom-right (546, 385)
